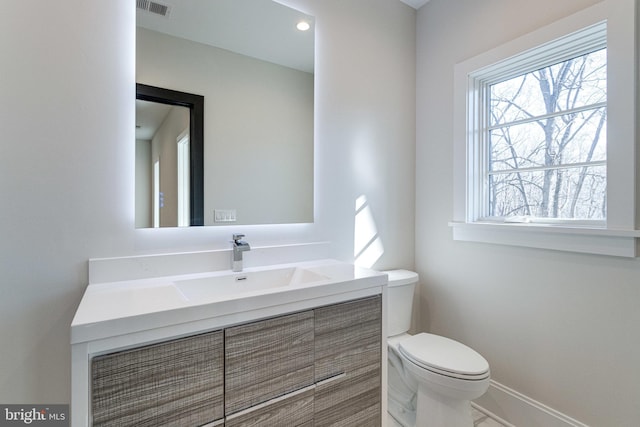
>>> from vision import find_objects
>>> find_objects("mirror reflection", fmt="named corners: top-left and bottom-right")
top-left (136, 100), bottom-right (191, 228)
top-left (136, 0), bottom-right (315, 228)
top-left (135, 84), bottom-right (204, 227)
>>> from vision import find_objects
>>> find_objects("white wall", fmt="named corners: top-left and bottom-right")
top-left (416, 0), bottom-right (640, 425)
top-left (151, 105), bottom-right (189, 227)
top-left (0, 0), bottom-right (415, 404)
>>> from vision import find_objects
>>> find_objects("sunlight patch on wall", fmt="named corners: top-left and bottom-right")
top-left (354, 195), bottom-right (384, 268)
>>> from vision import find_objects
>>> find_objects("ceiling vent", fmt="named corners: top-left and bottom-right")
top-left (137, 0), bottom-right (171, 17)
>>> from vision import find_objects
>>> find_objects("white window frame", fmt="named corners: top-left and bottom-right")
top-left (451, 0), bottom-right (639, 257)
top-left (473, 25), bottom-right (607, 225)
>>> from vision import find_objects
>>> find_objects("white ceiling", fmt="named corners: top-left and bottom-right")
top-left (137, 0), bottom-right (315, 73)
top-left (399, 0), bottom-right (430, 9)
top-left (135, 100), bottom-right (175, 140)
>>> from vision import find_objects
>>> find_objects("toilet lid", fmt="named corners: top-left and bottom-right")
top-left (384, 269), bottom-right (419, 287)
top-left (398, 333), bottom-right (489, 379)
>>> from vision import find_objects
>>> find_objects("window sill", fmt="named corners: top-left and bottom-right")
top-left (449, 221), bottom-right (640, 257)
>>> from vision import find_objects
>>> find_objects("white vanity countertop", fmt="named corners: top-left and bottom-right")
top-left (71, 259), bottom-right (387, 344)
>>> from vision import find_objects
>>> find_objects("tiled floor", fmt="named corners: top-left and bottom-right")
top-left (387, 407), bottom-right (507, 426)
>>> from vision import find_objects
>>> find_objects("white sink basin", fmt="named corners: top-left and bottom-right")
top-left (174, 267), bottom-right (329, 301)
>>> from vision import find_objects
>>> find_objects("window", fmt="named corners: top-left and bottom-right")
top-left (482, 29), bottom-right (607, 223)
top-left (452, 1), bottom-right (638, 257)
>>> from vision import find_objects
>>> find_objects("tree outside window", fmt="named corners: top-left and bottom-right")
top-left (486, 48), bottom-right (607, 220)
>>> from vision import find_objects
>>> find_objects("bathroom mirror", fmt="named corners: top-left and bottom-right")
top-left (135, 0), bottom-right (314, 227)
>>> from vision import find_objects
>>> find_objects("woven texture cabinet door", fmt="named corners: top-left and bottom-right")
top-left (314, 296), bottom-right (382, 427)
top-left (224, 310), bottom-right (315, 415)
top-left (91, 330), bottom-right (224, 427)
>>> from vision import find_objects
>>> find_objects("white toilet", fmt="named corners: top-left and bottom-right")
top-left (385, 270), bottom-right (490, 427)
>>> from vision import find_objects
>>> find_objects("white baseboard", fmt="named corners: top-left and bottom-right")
top-left (473, 380), bottom-right (589, 427)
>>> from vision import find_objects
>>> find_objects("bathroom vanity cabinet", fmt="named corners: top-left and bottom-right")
top-left (85, 296), bottom-right (382, 427)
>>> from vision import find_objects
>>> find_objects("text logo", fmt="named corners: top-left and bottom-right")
top-left (0, 405), bottom-right (68, 427)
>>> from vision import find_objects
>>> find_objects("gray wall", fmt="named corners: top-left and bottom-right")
top-left (0, 0), bottom-right (415, 404)
top-left (415, 0), bottom-right (640, 424)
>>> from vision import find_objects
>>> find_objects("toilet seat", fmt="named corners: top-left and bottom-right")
top-left (398, 333), bottom-right (490, 381)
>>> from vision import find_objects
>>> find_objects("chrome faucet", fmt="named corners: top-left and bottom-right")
top-left (231, 233), bottom-right (251, 272)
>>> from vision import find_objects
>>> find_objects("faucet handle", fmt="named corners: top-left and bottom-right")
top-left (232, 233), bottom-right (245, 242)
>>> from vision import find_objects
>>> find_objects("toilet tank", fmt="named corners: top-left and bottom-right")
top-left (385, 270), bottom-right (419, 337)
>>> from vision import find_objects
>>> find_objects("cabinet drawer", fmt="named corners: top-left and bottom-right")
top-left (91, 330), bottom-right (224, 427)
top-left (314, 296), bottom-right (382, 427)
top-left (315, 369), bottom-right (381, 427)
top-left (225, 386), bottom-right (314, 427)
top-left (225, 310), bottom-right (315, 415)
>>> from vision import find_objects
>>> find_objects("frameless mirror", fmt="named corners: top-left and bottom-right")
top-left (135, 0), bottom-right (314, 227)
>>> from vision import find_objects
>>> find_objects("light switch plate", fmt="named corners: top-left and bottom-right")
top-left (214, 209), bottom-right (237, 222)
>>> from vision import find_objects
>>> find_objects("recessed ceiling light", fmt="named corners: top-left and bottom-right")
top-left (296, 21), bottom-right (310, 31)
